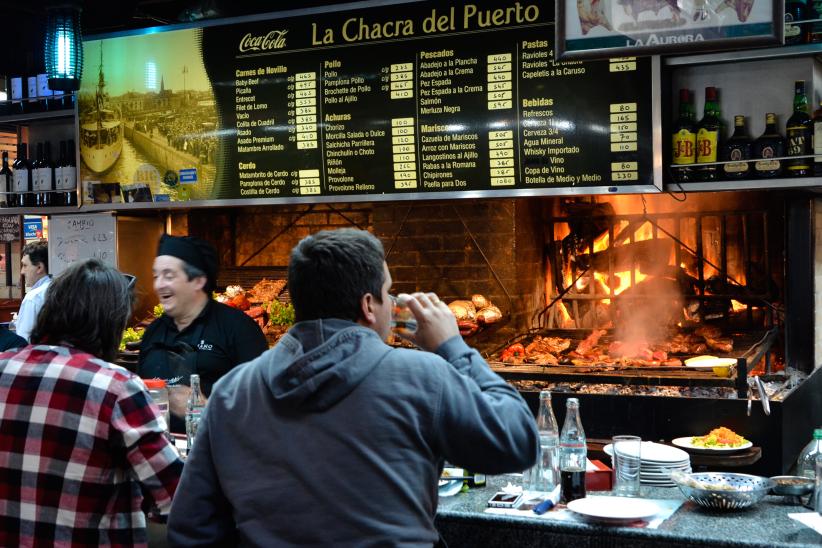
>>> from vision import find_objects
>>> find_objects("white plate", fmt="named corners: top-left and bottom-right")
top-left (684, 357), bottom-right (737, 369)
top-left (438, 480), bottom-right (463, 497)
top-left (603, 441), bottom-right (690, 463)
top-left (567, 496), bottom-right (660, 523)
top-left (671, 436), bottom-right (752, 454)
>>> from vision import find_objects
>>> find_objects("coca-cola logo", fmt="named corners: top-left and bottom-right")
top-left (239, 30), bottom-right (288, 53)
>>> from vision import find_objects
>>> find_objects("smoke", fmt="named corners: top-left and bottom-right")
top-left (614, 276), bottom-right (683, 343)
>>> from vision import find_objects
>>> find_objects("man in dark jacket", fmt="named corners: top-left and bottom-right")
top-left (168, 228), bottom-right (538, 547)
top-left (138, 234), bottom-right (268, 431)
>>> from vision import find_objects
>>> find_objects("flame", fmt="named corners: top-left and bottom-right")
top-left (557, 302), bottom-right (573, 327)
top-left (731, 300), bottom-right (747, 312)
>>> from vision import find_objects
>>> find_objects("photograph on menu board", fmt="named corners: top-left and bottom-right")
top-left (556, 0), bottom-right (781, 58)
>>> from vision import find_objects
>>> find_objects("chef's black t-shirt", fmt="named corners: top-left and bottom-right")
top-left (138, 299), bottom-right (268, 430)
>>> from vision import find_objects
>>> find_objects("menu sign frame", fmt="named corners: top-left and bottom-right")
top-left (556, 0), bottom-right (782, 59)
top-left (81, 0), bottom-right (663, 208)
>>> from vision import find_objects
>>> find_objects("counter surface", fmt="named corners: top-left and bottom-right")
top-left (435, 475), bottom-right (821, 547)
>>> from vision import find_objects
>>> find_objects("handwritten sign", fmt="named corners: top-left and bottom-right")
top-left (0, 215), bottom-right (20, 242)
top-left (48, 213), bottom-right (117, 277)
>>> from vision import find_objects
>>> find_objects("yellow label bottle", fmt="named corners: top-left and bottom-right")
top-left (672, 130), bottom-right (696, 165)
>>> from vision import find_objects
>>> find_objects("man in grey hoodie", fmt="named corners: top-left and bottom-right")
top-left (167, 228), bottom-right (538, 547)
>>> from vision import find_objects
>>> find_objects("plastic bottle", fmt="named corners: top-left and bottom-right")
top-left (814, 452), bottom-right (822, 513)
top-left (186, 374), bottom-right (205, 454)
top-left (559, 397), bottom-right (587, 503)
top-left (797, 428), bottom-right (822, 478)
top-left (524, 390), bottom-right (560, 494)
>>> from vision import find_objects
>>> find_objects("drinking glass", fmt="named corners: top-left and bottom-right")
top-left (390, 294), bottom-right (418, 334)
top-left (612, 435), bottom-right (641, 497)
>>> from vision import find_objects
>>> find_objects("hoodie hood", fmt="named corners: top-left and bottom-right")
top-left (265, 319), bottom-right (392, 412)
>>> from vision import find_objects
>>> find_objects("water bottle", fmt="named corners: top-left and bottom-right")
top-left (559, 397), bottom-right (587, 503)
top-left (797, 428), bottom-right (822, 479)
top-left (815, 453), bottom-right (822, 513)
top-left (185, 374), bottom-right (205, 454)
top-left (524, 391), bottom-right (560, 494)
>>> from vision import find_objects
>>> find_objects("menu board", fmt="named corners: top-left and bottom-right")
top-left (80, 0), bottom-right (659, 204)
top-left (48, 213), bottom-right (116, 277)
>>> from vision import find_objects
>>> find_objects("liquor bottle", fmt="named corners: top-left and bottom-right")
top-left (559, 397), bottom-right (586, 504)
top-left (671, 89), bottom-right (696, 183)
top-left (12, 143), bottom-right (33, 208)
top-left (721, 115), bottom-right (752, 180)
top-left (813, 102), bottom-right (822, 175)
top-left (32, 142), bottom-right (48, 207)
top-left (524, 390), bottom-right (560, 494)
top-left (186, 374), bottom-right (205, 454)
top-left (696, 86), bottom-right (721, 181)
top-left (785, 0), bottom-right (810, 45)
top-left (786, 80), bottom-right (813, 177)
top-left (813, 0), bottom-right (822, 41)
top-left (0, 151), bottom-right (12, 208)
top-left (753, 113), bottom-right (785, 178)
top-left (61, 139), bottom-right (78, 206)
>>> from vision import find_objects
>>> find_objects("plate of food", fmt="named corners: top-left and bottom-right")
top-left (672, 427), bottom-right (752, 454)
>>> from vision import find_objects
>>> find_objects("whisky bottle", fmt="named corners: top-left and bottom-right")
top-left (753, 113), bottom-right (785, 179)
top-left (696, 86), bottom-right (721, 181)
top-left (813, 101), bottom-right (822, 175)
top-left (786, 80), bottom-right (813, 177)
top-left (671, 88), bottom-right (696, 183)
top-left (721, 115), bottom-right (752, 180)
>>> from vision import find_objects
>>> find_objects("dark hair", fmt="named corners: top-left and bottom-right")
top-left (22, 240), bottom-right (48, 273)
top-left (182, 262), bottom-right (209, 289)
top-left (288, 229), bottom-right (385, 322)
top-left (30, 259), bottom-right (132, 362)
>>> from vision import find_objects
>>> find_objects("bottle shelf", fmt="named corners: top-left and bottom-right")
top-left (666, 176), bottom-right (822, 192)
top-left (665, 43), bottom-right (822, 67)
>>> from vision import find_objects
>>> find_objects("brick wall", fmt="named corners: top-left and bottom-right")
top-left (188, 198), bottom-right (547, 352)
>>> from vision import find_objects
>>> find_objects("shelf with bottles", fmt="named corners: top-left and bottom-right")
top-left (0, 94), bottom-right (76, 125)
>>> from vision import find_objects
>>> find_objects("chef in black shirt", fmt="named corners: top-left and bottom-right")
top-left (139, 234), bottom-right (268, 431)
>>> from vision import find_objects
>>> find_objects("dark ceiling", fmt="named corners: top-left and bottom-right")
top-left (1, 0), bottom-right (355, 77)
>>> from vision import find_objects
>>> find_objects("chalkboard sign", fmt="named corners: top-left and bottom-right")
top-left (48, 213), bottom-right (117, 277)
top-left (0, 215), bottom-right (20, 242)
top-left (80, 0), bottom-right (661, 204)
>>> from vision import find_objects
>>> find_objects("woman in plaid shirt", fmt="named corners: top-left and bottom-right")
top-left (0, 259), bottom-right (183, 547)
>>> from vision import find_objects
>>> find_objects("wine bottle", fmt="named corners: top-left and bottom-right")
top-left (12, 143), bottom-right (32, 208)
top-left (0, 151), bottom-right (11, 208)
top-left (61, 139), bottom-right (77, 206)
top-left (32, 142), bottom-right (48, 207)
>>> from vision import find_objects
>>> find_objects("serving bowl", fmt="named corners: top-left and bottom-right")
top-left (672, 472), bottom-right (773, 510)
top-left (769, 476), bottom-right (814, 497)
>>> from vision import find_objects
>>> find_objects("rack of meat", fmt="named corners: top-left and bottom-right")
top-left (488, 326), bottom-right (779, 398)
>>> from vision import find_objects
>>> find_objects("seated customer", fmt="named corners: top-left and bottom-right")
top-left (168, 228), bottom-right (538, 546)
top-left (0, 259), bottom-right (183, 547)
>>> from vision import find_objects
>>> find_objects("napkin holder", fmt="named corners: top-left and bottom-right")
top-left (585, 459), bottom-right (613, 491)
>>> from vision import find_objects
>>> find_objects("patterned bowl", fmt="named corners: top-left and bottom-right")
top-left (673, 472), bottom-right (773, 510)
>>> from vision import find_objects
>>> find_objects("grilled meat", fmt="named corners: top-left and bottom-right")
top-left (573, 329), bottom-right (607, 358)
top-left (526, 336), bottom-right (571, 355)
top-left (705, 336), bottom-right (734, 353)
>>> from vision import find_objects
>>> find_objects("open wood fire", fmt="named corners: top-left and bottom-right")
top-left (494, 194), bottom-right (781, 376)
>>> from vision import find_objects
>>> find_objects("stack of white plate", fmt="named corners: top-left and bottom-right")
top-left (604, 441), bottom-right (691, 487)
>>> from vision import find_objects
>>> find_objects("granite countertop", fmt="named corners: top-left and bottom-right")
top-left (435, 475), bottom-right (822, 548)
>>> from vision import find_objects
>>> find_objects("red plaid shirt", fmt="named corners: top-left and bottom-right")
top-left (0, 345), bottom-right (183, 547)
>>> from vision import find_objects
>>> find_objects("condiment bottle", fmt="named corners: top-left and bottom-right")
top-left (143, 378), bottom-right (170, 433)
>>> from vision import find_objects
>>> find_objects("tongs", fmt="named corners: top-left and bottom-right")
top-left (746, 375), bottom-right (771, 416)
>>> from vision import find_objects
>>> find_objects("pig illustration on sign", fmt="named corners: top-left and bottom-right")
top-left (577, 0), bottom-right (614, 34)
top-left (617, 0), bottom-right (684, 23)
